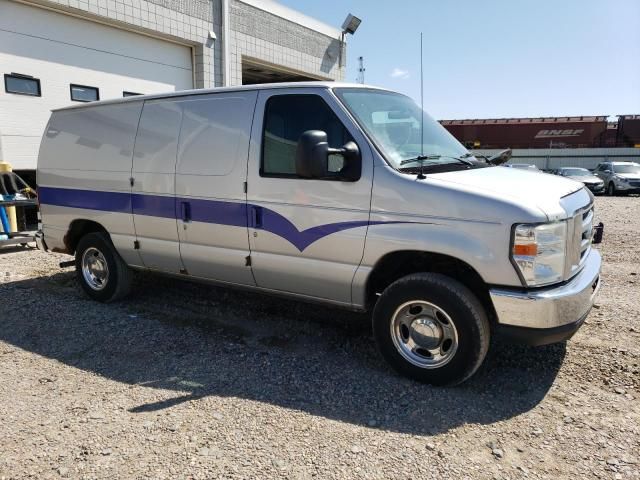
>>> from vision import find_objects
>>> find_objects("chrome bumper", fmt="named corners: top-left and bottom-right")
top-left (490, 249), bottom-right (601, 330)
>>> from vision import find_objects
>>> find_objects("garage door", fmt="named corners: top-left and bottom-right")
top-left (0, 1), bottom-right (194, 170)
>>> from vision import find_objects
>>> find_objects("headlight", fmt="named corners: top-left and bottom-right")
top-left (511, 222), bottom-right (567, 286)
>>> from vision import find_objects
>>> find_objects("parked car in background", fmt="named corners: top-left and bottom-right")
top-left (506, 163), bottom-right (540, 171)
top-left (555, 167), bottom-right (605, 194)
top-left (594, 161), bottom-right (640, 196)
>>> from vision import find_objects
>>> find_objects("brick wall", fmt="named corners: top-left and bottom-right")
top-left (17, 0), bottom-right (346, 89)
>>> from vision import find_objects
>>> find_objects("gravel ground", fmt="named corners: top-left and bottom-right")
top-left (0, 196), bottom-right (638, 480)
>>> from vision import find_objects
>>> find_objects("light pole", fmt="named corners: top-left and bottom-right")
top-left (339, 14), bottom-right (362, 69)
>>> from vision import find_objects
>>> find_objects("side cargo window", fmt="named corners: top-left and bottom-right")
top-left (261, 94), bottom-right (353, 178)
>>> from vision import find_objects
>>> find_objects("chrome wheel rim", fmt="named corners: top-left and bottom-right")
top-left (390, 300), bottom-right (459, 369)
top-left (81, 247), bottom-right (109, 291)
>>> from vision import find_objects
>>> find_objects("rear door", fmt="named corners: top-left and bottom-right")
top-left (174, 91), bottom-right (257, 285)
top-left (131, 99), bottom-right (183, 272)
top-left (245, 88), bottom-right (374, 305)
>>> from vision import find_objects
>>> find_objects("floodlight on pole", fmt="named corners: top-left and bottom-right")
top-left (339, 13), bottom-right (362, 68)
top-left (341, 14), bottom-right (362, 35)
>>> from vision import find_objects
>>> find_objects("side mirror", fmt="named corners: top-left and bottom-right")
top-left (603, 169), bottom-right (611, 174)
top-left (295, 130), bottom-right (361, 181)
top-left (487, 148), bottom-right (512, 166)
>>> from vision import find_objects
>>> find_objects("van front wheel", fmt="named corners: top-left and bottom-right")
top-left (372, 273), bottom-right (490, 386)
top-left (75, 232), bottom-right (133, 302)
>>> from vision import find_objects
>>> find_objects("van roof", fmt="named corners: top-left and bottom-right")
top-left (52, 82), bottom-right (391, 112)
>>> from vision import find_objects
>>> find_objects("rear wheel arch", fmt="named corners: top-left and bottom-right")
top-left (64, 219), bottom-right (109, 254)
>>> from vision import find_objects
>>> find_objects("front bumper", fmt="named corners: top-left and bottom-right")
top-left (584, 182), bottom-right (604, 193)
top-left (490, 248), bottom-right (601, 345)
top-left (615, 180), bottom-right (640, 192)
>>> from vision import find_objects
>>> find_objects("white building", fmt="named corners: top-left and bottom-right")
top-left (0, 0), bottom-right (347, 174)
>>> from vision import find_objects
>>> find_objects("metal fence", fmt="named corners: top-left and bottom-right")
top-left (472, 147), bottom-right (640, 170)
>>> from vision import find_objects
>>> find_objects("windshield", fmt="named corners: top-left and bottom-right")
top-left (613, 163), bottom-right (640, 174)
top-left (334, 88), bottom-right (470, 169)
top-left (562, 168), bottom-right (590, 176)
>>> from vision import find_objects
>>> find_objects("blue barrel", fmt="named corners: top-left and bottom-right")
top-left (0, 205), bottom-right (10, 239)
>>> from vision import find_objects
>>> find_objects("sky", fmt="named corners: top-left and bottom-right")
top-left (277, 0), bottom-right (640, 120)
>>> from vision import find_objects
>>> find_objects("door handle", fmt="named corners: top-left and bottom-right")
top-left (251, 206), bottom-right (263, 228)
top-left (181, 201), bottom-right (191, 222)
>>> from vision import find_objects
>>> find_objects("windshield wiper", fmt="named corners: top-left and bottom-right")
top-left (449, 153), bottom-right (475, 165)
top-left (399, 153), bottom-right (475, 179)
top-left (400, 153), bottom-right (474, 167)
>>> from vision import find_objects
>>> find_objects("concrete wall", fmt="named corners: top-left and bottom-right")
top-left (13, 0), bottom-right (346, 90)
top-left (227, 0), bottom-right (344, 86)
top-left (473, 148), bottom-right (640, 170)
top-left (22, 0), bottom-right (216, 88)
top-left (1, 0), bottom-right (201, 169)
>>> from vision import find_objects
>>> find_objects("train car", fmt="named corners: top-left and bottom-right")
top-left (440, 116), bottom-right (608, 149)
top-left (617, 115), bottom-right (640, 147)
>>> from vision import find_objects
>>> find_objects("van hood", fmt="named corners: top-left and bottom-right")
top-left (427, 165), bottom-right (586, 220)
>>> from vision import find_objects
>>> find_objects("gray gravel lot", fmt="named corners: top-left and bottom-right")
top-left (0, 196), bottom-right (638, 479)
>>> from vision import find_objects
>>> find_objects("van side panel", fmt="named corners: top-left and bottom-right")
top-left (131, 99), bottom-right (183, 272)
top-left (174, 91), bottom-right (257, 285)
top-left (37, 103), bottom-right (143, 264)
top-left (246, 88), bottom-right (374, 304)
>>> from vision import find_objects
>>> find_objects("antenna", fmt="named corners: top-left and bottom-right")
top-left (357, 56), bottom-right (366, 84)
top-left (420, 32), bottom-right (424, 156)
top-left (418, 32), bottom-right (426, 179)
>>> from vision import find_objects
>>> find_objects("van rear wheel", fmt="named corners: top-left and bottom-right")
top-left (75, 232), bottom-right (133, 302)
top-left (372, 273), bottom-right (490, 386)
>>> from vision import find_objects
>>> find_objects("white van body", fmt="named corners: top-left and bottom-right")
top-left (36, 82), bottom-right (602, 384)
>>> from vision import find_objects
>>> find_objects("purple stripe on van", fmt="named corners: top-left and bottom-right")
top-left (187, 197), bottom-right (248, 228)
top-left (39, 187), bottom-right (131, 213)
top-left (38, 186), bottom-right (403, 252)
top-left (132, 193), bottom-right (176, 219)
top-left (259, 208), bottom-right (373, 251)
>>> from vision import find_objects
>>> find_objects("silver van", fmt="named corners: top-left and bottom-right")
top-left (36, 82), bottom-right (602, 385)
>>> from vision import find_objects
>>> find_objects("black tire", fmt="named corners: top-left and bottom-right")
top-left (75, 232), bottom-right (133, 302)
top-left (607, 182), bottom-right (616, 196)
top-left (372, 273), bottom-right (490, 386)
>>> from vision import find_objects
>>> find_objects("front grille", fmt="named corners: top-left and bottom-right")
top-left (630, 181), bottom-right (640, 187)
top-left (579, 208), bottom-right (594, 263)
top-left (566, 205), bottom-right (593, 279)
